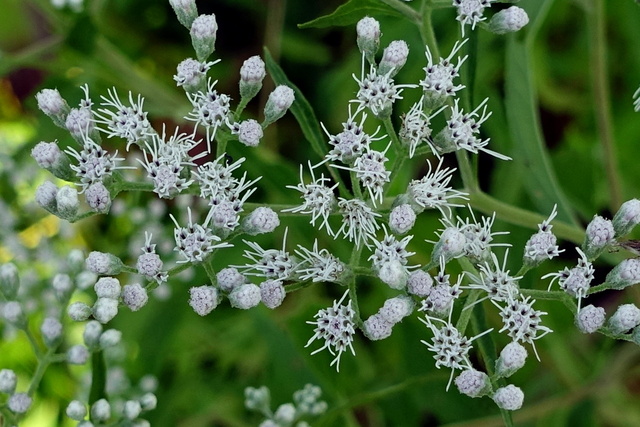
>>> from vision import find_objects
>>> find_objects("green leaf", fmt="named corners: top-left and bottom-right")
top-left (298, 0), bottom-right (402, 29)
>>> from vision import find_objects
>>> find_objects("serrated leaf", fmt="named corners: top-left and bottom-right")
top-left (298, 0), bottom-right (402, 29)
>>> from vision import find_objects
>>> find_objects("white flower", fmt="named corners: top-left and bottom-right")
top-left (543, 247), bottom-right (594, 310)
top-left (94, 87), bottom-right (153, 149)
top-left (323, 108), bottom-right (379, 164)
top-left (575, 304), bottom-right (606, 334)
top-left (352, 65), bottom-right (414, 119)
top-left (399, 96), bottom-right (445, 157)
top-left (171, 207), bottom-right (232, 263)
top-left (331, 144), bottom-right (391, 206)
top-left (193, 154), bottom-right (259, 211)
top-left (239, 229), bottom-right (298, 281)
top-left (186, 78), bottom-right (231, 152)
top-left (524, 204), bottom-right (563, 266)
top-left (453, 0), bottom-right (495, 36)
top-left (294, 240), bottom-right (346, 283)
top-left (407, 158), bottom-right (468, 216)
top-left (369, 226), bottom-right (416, 274)
top-left (305, 290), bottom-right (356, 372)
top-left (66, 133), bottom-right (127, 192)
top-left (336, 198), bottom-right (381, 248)
top-left (494, 296), bottom-right (552, 360)
top-left (466, 249), bottom-right (522, 303)
top-left (420, 39), bottom-right (467, 109)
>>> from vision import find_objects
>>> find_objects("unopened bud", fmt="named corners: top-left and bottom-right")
top-left (356, 16), bottom-right (381, 65)
top-left (613, 199), bottom-right (640, 237)
top-left (191, 14), bottom-right (218, 61)
top-left (488, 6), bottom-right (529, 35)
top-left (36, 88), bottom-right (69, 127)
top-left (378, 40), bottom-right (409, 78)
top-left (239, 55), bottom-right (266, 100)
top-left (263, 85), bottom-right (294, 126)
top-left (56, 185), bottom-right (79, 220)
top-left (169, 0), bottom-right (198, 29)
top-left (0, 263), bottom-right (20, 300)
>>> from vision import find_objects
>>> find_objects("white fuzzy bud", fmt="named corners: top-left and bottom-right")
top-left (0, 369), bottom-right (17, 394)
top-left (188, 285), bottom-right (219, 316)
top-left (407, 270), bottom-right (433, 297)
top-left (174, 58), bottom-right (211, 92)
top-left (260, 279), bottom-right (286, 309)
top-left (92, 297), bottom-right (119, 324)
top-left (83, 320), bottom-right (103, 348)
top-left (613, 199), bottom-right (640, 237)
top-left (56, 185), bottom-right (79, 220)
top-left (85, 181), bottom-right (112, 214)
top-left (66, 400), bottom-right (87, 421)
top-left (100, 329), bottom-right (122, 348)
top-left (123, 400), bottom-right (142, 420)
top-left (140, 392), bottom-right (157, 411)
top-left (356, 16), bottom-right (381, 64)
top-left (239, 55), bottom-right (266, 100)
top-left (264, 85), bottom-right (294, 125)
top-left (77, 421), bottom-right (95, 427)
top-left (605, 258), bottom-right (640, 290)
top-left (229, 283), bottom-right (261, 309)
top-left (608, 303), bottom-right (640, 334)
top-left (191, 14), bottom-right (217, 61)
top-left (169, 0), bottom-right (198, 29)
top-left (3, 301), bottom-right (25, 326)
top-left (274, 403), bottom-right (296, 425)
top-left (243, 207), bottom-right (280, 235)
top-left (379, 295), bottom-right (414, 324)
top-left (389, 204), bottom-right (416, 235)
top-left (377, 260), bottom-right (408, 290)
top-left (67, 344), bottom-right (89, 365)
top-left (8, 392), bottom-right (32, 414)
top-left (232, 119), bottom-right (263, 147)
top-left (492, 385), bottom-right (524, 411)
top-left (139, 375), bottom-right (158, 393)
top-left (86, 251), bottom-right (123, 276)
top-left (378, 40), bottom-right (409, 78)
top-left (488, 6), bottom-right (529, 35)
top-left (122, 283), bottom-right (149, 312)
top-left (36, 88), bottom-right (69, 127)
top-left (216, 267), bottom-right (246, 292)
top-left (91, 398), bottom-right (111, 422)
top-left (575, 304), bottom-right (606, 333)
top-left (582, 215), bottom-right (615, 259)
top-left (68, 301), bottom-right (92, 321)
top-left (65, 107), bottom-right (94, 141)
top-left (431, 227), bottom-right (466, 265)
top-left (52, 273), bottom-right (74, 301)
top-left (454, 369), bottom-right (491, 398)
top-left (363, 313), bottom-right (393, 340)
top-left (36, 180), bottom-right (59, 213)
top-left (32, 141), bottom-right (73, 180)
top-left (41, 317), bottom-right (63, 347)
top-left (495, 342), bottom-right (528, 378)
top-left (94, 277), bottom-right (121, 299)
top-left (0, 263), bottom-right (20, 300)
top-left (68, 249), bottom-right (86, 271)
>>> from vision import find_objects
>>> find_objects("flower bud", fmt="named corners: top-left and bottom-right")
top-left (613, 199), bottom-right (640, 237)
top-left (90, 398), bottom-right (111, 422)
top-left (492, 385), bottom-right (524, 411)
top-left (67, 249), bottom-right (85, 272)
top-left (123, 400), bottom-right (142, 420)
top-left (0, 369), bottom-right (17, 394)
top-left (56, 185), bottom-right (79, 220)
top-left (140, 392), bottom-right (157, 411)
top-left (239, 55), bottom-right (266, 100)
top-left (94, 277), bottom-right (121, 299)
top-left (65, 108), bottom-right (95, 142)
top-left (8, 393), bottom-right (32, 414)
top-left (190, 14), bottom-right (218, 61)
top-left (274, 403), bottom-right (296, 425)
top-left (605, 258), bottom-right (640, 290)
top-left (31, 141), bottom-right (73, 180)
top-left (66, 400), bottom-right (87, 421)
top-left (67, 344), bottom-right (90, 365)
top-left (122, 283), bottom-right (149, 312)
top-left (431, 227), bottom-right (466, 265)
top-left (85, 181), bottom-right (111, 214)
top-left (216, 267), bottom-right (246, 292)
top-left (377, 260), bottom-right (408, 290)
top-left (260, 279), bottom-right (286, 309)
top-left (454, 369), bottom-right (491, 398)
top-left (86, 251), bottom-right (124, 276)
top-left (100, 329), bottom-right (122, 348)
top-left (582, 215), bottom-right (615, 260)
top-left (229, 283), bottom-right (261, 309)
top-left (488, 6), bottom-right (529, 35)
top-left (41, 317), bottom-right (63, 347)
top-left (575, 304), bottom-right (606, 333)
top-left (36, 180), bottom-right (59, 214)
top-left (36, 88), bottom-right (69, 127)
top-left (242, 207), bottom-right (280, 235)
top-left (608, 303), bottom-right (640, 335)
top-left (169, 0), bottom-right (198, 29)
top-left (378, 40), bottom-right (409, 78)
top-left (356, 16), bottom-right (380, 65)
top-left (93, 297), bottom-right (119, 324)
top-left (83, 320), bottom-right (103, 348)
top-left (263, 85), bottom-right (295, 126)
top-left (362, 313), bottom-right (394, 340)
top-left (68, 301), bottom-right (92, 321)
top-left (407, 270), bottom-right (433, 297)
top-left (174, 58), bottom-right (211, 93)
top-left (52, 273), bottom-right (74, 302)
top-left (379, 295), bottom-right (414, 324)
top-left (495, 342), bottom-right (527, 378)
top-left (231, 119), bottom-right (263, 147)
top-left (389, 204), bottom-right (416, 235)
top-left (3, 301), bottom-right (25, 327)
top-left (0, 263), bottom-right (20, 300)
top-left (189, 285), bottom-right (219, 316)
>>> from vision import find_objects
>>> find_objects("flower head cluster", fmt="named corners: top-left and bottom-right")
top-left (136, 232), bottom-right (168, 284)
top-left (94, 88), bottom-right (153, 150)
top-left (523, 205), bottom-right (563, 266)
top-left (453, 0), bottom-right (495, 36)
top-left (494, 296), bottom-right (552, 360)
top-left (467, 250), bottom-right (521, 303)
top-left (306, 290), bottom-right (356, 372)
top-left (332, 146), bottom-right (391, 206)
top-left (543, 248), bottom-right (594, 310)
top-left (336, 198), bottom-right (381, 248)
top-left (369, 227), bottom-right (415, 288)
top-left (420, 40), bottom-right (467, 109)
top-left (407, 158), bottom-right (468, 216)
top-left (171, 207), bottom-right (232, 263)
top-left (66, 133), bottom-right (126, 192)
top-left (420, 259), bottom-right (463, 318)
top-left (323, 110), bottom-right (376, 164)
top-left (240, 230), bottom-right (298, 281)
top-left (455, 209), bottom-right (509, 264)
top-left (399, 96), bottom-right (444, 158)
top-left (353, 66), bottom-right (411, 119)
top-left (186, 78), bottom-right (231, 151)
top-left (294, 240), bottom-right (347, 283)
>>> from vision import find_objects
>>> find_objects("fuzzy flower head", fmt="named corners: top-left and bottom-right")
top-left (174, 58), bottom-right (216, 92)
top-left (420, 259), bottom-right (463, 318)
top-left (543, 248), bottom-right (594, 310)
top-left (66, 133), bottom-right (126, 192)
top-left (523, 204), bottom-right (563, 267)
top-left (456, 209), bottom-right (509, 264)
top-left (284, 162), bottom-right (337, 234)
top-left (399, 96), bottom-right (445, 158)
top-left (582, 215), bottom-right (615, 260)
top-left (306, 290), bottom-right (356, 372)
top-left (331, 145), bottom-right (391, 206)
top-left (407, 158), bottom-right (468, 216)
top-left (336, 198), bottom-right (381, 248)
top-left (171, 207), bottom-right (232, 263)
top-left (353, 65), bottom-right (413, 119)
top-left (294, 240), bottom-right (347, 284)
top-left (136, 232), bottom-right (168, 283)
top-left (420, 39), bottom-right (467, 109)
top-left (94, 88), bottom-right (153, 150)
top-left (356, 16), bottom-right (381, 64)
top-left (239, 229), bottom-right (298, 281)
top-left (467, 249), bottom-right (521, 303)
top-left (453, 0), bottom-right (495, 36)
top-left (488, 6), bottom-right (529, 35)
top-left (186, 78), bottom-right (231, 152)
top-left (323, 109), bottom-right (377, 164)
top-left (378, 40), bottom-right (409, 78)
top-left (494, 296), bottom-right (552, 360)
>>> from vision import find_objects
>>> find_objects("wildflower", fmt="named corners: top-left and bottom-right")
top-left (136, 232), bottom-right (167, 284)
top-left (86, 251), bottom-right (123, 276)
top-left (171, 207), bottom-right (233, 263)
top-left (455, 369), bottom-right (491, 398)
top-left (242, 207), bottom-right (280, 235)
top-left (122, 283), bottom-right (149, 312)
top-left (434, 98), bottom-right (511, 160)
top-left (379, 295), bottom-right (415, 324)
top-left (323, 109), bottom-right (378, 164)
top-left (494, 295), bottom-right (552, 360)
top-left (430, 226), bottom-right (467, 266)
top-left (543, 248), bottom-right (594, 310)
top-left (583, 215), bottom-right (615, 259)
top-left (466, 249), bottom-right (522, 303)
top-left (31, 140), bottom-right (73, 180)
top-left (239, 55), bottom-right (266, 100)
top-left (56, 185), bottom-right (79, 220)
top-left (420, 274), bottom-right (462, 318)
top-left (8, 393), bottom-right (32, 414)
top-left (66, 401), bottom-right (87, 421)
top-left (378, 40), bottom-right (409, 78)
top-left (492, 384), bottom-right (524, 411)
top-left (420, 315), bottom-right (491, 390)
top-left (66, 133), bottom-right (127, 193)
top-left (190, 14), bottom-right (218, 60)
top-left (36, 88), bottom-right (70, 127)
top-left (0, 263), bottom-right (20, 300)
top-left (278, 166), bottom-right (334, 229)
top-left (229, 284), bottom-right (262, 309)
top-left (389, 204), bottom-right (417, 235)
top-left (188, 285), bottom-right (219, 315)
top-left (216, 267), bottom-right (246, 292)
top-left (36, 180), bottom-right (59, 214)
top-left (294, 240), bottom-right (347, 283)
top-left (239, 229), bottom-right (298, 281)
top-left (66, 345), bottom-right (89, 365)
top-left (420, 40), bottom-right (467, 109)
top-left (305, 290), bottom-right (356, 372)
top-left (138, 127), bottom-right (200, 199)
top-left (575, 305), bottom-right (605, 334)
top-left (605, 258), bottom-right (640, 290)
top-left (353, 65), bottom-right (411, 119)
top-left (93, 297), bottom-right (119, 323)
top-left (229, 119), bottom-right (263, 147)
top-left (169, 0), bottom-right (198, 29)
top-left (68, 302), bottom-right (92, 321)
top-left (332, 145), bottom-right (391, 206)
top-left (613, 199), bottom-right (640, 237)
top-left (0, 369), bottom-right (17, 394)
top-left (488, 6), bottom-right (529, 35)
top-left (185, 78), bottom-right (231, 151)
top-left (123, 400), bottom-right (142, 420)
top-left (399, 96), bottom-right (445, 157)
top-left (41, 317), bottom-right (63, 347)
top-left (99, 329), bottom-right (122, 348)
top-left (194, 154), bottom-right (259, 210)
top-left (523, 204), bottom-right (563, 267)
top-left (407, 270), bottom-right (433, 297)
top-left (91, 399), bottom-right (111, 422)
top-left (174, 58), bottom-right (216, 93)
top-left (456, 209), bottom-right (509, 264)
top-left (453, 0), bottom-right (494, 36)
top-left (260, 279), bottom-right (286, 309)
top-left (369, 227), bottom-right (416, 287)
top-left (495, 341), bottom-right (527, 378)
top-left (407, 158), bottom-right (468, 216)
top-left (264, 85), bottom-right (295, 125)
top-left (3, 302), bottom-right (25, 326)
top-left (65, 85), bottom-right (98, 142)
top-left (336, 198), bottom-right (381, 248)
top-left (94, 88), bottom-right (153, 149)
top-left (356, 16), bottom-right (380, 64)
top-left (608, 304), bottom-right (640, 335)
top-left (85, 181), bottom-right (112, 213)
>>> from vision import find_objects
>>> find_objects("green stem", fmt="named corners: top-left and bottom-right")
top-left (348, 244), bottom-right (364, 327)
top-left (456, 150), bottom-right (479, 193)
top-left (89, 350), bottom-right (107, 406)
top-left (588, 0), bottom-right (622, 210)
top-left (519, 289), bottom-right (577, 313)
top-left (202, 256), bottom-right (217, 284)
top-left (27, 348), bottom-right (56, 396)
